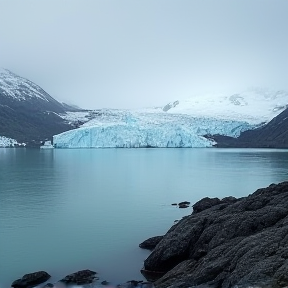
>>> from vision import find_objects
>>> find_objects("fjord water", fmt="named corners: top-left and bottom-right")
top-left (0, 148), bottom-right (288, 287)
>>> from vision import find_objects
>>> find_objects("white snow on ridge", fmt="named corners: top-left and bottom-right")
top-left (163, 88), bottom-right (288, 124)
top-left (0, 68), bottom-right (49, 101)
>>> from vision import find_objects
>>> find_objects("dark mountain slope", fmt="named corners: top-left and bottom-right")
top-left (213, 108), bottom-right (288, 148)
top-left (0, 69), bottom-right (79, 145)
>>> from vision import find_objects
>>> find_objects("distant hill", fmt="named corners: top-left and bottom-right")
top-left (213, 108), bottom-right (288, 148)
top-left (0, 68), bottom-right (82, 146)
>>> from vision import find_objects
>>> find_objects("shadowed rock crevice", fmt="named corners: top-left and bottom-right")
top-left (142, 181), bottom-right (288, 288)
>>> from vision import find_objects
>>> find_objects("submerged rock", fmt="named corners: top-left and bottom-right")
top-left (11, 271), bottom-right (51, 288)
top-left (142, 181), bottom-right (288, 288)
top-left (60, 269), bottom-right (97, 285)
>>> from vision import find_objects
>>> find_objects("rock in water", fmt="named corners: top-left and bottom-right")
top-left (139, 236), bottom-right (164, 250)
top-left (60, 269), bottom-right (97, 285)
top-left (11, 271), bottom-right (51, 288)
top-left (143, 181), bottom-right (288, 288)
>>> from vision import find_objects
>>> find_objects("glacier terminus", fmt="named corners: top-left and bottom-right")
top-left (53, 89), bottom-right (288, 148)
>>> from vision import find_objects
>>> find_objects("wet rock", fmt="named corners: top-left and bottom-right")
top-left (143, 181), bottom-right (288, 288)
top-left (139, 236), bottom-right (163, 250)
top-left (60, 269), bottom-right (97, 285)
top-left (11, 271), bottom-right (51, 288)
top-left (178, 203), bottom-right (189, 208)
top-left (101, 280), bottom-right (109, 285)
top-left (192, 197), bottom-right (221, 213)
top-left (171, 203), bottom-right (177, 206)
top-left (178, 201), bottom-right (190, 206)
top-left (140, 268), bottom-right (166, 282)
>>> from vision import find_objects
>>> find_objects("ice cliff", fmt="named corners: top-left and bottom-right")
top-left (53, 110), bottom-right (253, 148)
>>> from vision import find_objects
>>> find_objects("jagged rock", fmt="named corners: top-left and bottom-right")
top-left (142, 181), bottom-right (288, 288)
top-left (139, 236), bottom-right (164, 250)
top-left (60, 269), bottom-right (97, 285)
top-left (11, 271), bottom-right (51, 288)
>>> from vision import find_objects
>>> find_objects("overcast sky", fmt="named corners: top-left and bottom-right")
top-left (0, 0), bottom-right (288, 109)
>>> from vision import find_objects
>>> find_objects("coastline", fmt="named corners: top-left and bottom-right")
top-left (10, 181), bottom-right (288, 288)
top-left (140, 181), bottom-right (288, 288)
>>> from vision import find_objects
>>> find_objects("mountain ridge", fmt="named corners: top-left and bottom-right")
top-left (0, 68), bottom-right (83, 145)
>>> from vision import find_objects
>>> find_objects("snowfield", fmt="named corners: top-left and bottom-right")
top-left (164, 88), bottom-right (288, 124)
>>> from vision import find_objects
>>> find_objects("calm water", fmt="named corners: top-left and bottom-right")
top-left (0, 148), bottom-right (288, 287)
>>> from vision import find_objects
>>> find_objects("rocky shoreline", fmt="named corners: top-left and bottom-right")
top-left (140, 181), bottom-right (288, 288)
top-left (10, 181), bottom-right (288, 288)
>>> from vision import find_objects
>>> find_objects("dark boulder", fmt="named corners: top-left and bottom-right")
top-left (178, 203), bottom-right (189, 208)
top-left (11, 271), bottom-right (51, 288)
top-left (139, 236), bottom-right (164, 250)
top-left (178, 201), bottom-right (190, 205)
top-left (192, 197), bottom-right (221, 213)
top-left (60, 269), bottom-right (97, 285)
top-left (143, 181), bottom-right (288, 288)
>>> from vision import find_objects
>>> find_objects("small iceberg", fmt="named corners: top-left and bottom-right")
top-left (40, 140), bottom-right (54, 149)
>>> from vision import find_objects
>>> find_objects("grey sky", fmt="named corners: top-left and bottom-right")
top-left (0, 0), bottom-right (288, 109)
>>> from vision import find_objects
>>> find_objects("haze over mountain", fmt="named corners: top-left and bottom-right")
top-left (1, 1), bottom-right (288, 109)
top-left (1, 68), bottom-right (287, 148)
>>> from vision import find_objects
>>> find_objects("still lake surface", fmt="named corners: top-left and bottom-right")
top-left (0, 148), bottom-right (288, 287)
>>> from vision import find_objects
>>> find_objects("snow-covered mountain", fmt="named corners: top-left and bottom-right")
top-left (163, 88), bottom-right (288, 124)
top-left (53, 89), bottom-right (288, 148)
top-left (0, 68), bottom-right (82, 145)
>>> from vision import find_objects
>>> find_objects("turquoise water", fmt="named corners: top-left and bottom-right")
top-left (0, 148), bottom-right (288, 287)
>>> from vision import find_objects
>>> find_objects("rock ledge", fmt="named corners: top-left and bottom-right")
top-left (143, 181), bottom-right (288, 288)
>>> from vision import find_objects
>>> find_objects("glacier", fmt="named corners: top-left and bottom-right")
top-left (53, 110), bottom-right (254, 148)
top-left (53, 88), bottom-right (288, 149)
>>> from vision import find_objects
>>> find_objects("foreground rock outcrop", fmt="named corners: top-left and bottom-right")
top-left (142, 181), bottom-right (288, 288)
